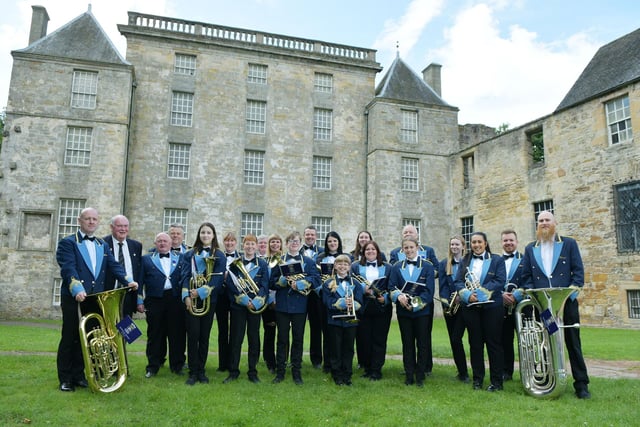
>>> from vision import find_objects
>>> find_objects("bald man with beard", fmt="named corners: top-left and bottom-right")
top-left (520, 211), bottom-right (591, 399)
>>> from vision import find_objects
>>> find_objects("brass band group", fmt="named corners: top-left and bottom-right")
top-left (56, 208), bottom-right (590, 399)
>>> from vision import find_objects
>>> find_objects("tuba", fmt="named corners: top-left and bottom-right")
top-left (228, 258), bottom-right (267, 314)
top-left (188, 254), bottom-right (216, 316)
top-left (78, 287), bottom-right (129, 393)
top-left (514, 286), bottom-right (580, 399)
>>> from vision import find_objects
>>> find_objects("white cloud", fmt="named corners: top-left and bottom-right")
top-left (431, 3), bottom-right (599, 127)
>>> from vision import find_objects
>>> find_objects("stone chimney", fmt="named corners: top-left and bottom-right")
top-left (28, 5), bottom-right (50, 45)
top-left (422, 63), bottom-right (442, 97)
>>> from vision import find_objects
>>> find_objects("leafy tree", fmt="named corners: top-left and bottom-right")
top-left (495, 122), bottom-right (510, 135)
top-left (530, 130), bottom-right (544, 162)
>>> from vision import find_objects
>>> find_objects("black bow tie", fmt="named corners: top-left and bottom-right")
top-left (172, 247), bottom-right (182, 252)
top-left (366, 262), bottom-right (377, 267)
top-left (303, 246), bottom-right (314, 251)
top-left (225, 253), bottom-right (235, 258)
top-left (202, 247), bottom-right (211, 252)
top-left (82, 234), bottom-right (95, 242)
top-left (452, 260), bottom-right (459, 265)
top-left (473, 255), bottom-right (484, 260)
top-left (406, 260), bottom-right (418, 265)
top-left (503, 253), bottom-right (515, 259)
top-left (288, 255), bottom-right (301, 261)
top-left (159, 253), bottom-right (170, 258)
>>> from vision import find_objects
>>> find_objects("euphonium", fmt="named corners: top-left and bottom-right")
top-left (228, 258), bottom-right (267, 314)
top-left (78, 287), bottom-right (128, 393)
top-left (188, 254), bottom-right (216, 316)
top-left (515, 286), bottom-right (580, 399)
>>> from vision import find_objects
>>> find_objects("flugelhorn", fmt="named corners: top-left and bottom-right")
top-left (228, 258), bottom-right (267, 314)
top-left (78, 287), bottom-right (128, 393)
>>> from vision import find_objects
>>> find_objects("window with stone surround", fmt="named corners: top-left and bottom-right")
top-left (401, 157), bottom-right (419, 191)
top-left (312, 156), bottom-right (332, 190)
top-left (533, 200), bottom-right (554, 236)
top-left (311, 216), bottom-right (332, 246)
top-left (163, 209), bottom-right (188, 238)
top-left (461, 216), bottom-right (474, 252)
top-left (248, 63), bottom-right (268, 84)
top-left (246, 100), bottom-right (267, 134)
top-left (175, 53), bottom-right (197, 75)
top-left (244, 150), bottom-right (264, 185)
top-left (462, 154), bottom-right (474, 189)
top-left (628, 290), bottom-right (640, 319)
top-left (168, 143), bottom-right (191, 179)
top-left (527, 127), bottom-right (544, 163)
top-left (71, 70), bottom-right (98, 109)
top-left (605, 96), bottom-right (633, 145)
top-left (402, 218), bottom-right (422, 240)
top-left (400, 109), bottom-right (418, 143)
top-left (171, 91), bottom-right (194, 127)
top-left (57, 199), bottom-right (85, 241)
top-left (52, 278), bottom-right (62, 306)
top-left (241, 213), bottom-right (264, 238)
top-left (314, 72), bottom-right (333, 93)
top-left (614, 181), bottom-right (640, 252)
top-left (314, 108), bottom-right (332, 141)
top-left (64, 126), bottom-right (92, 166)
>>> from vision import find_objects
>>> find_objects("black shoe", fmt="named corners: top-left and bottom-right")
top-left (198, 374), bottom-right (209, 384)
top-left (457, 374), bottom-right (470, 383)
top-left (576, 389), bottom-right (591, 399)
top-left (223, 375), bottom-right (238, 384)
top-left (404, 379), bottom-right (415, 386)
top-left (344, 379), bottom-right (352, 386)
top-left (361, 372), bottom-right (371, 378)
top-left (334, 378), bottom-right (344, 386)
top-left (185, 376), bottom-right (197, 386)
top-left (145, 370), bottom-right (156, 379)
top-left (272, 376), bottom-right (284, 384)
top-left (172, 368), bottom-right (185, 376)
top-left (369, 375), bottom-right (381, 381)
top-left (473, 381), bottom-right (482, 390)
top-left (248, 376), bottom-right (261, 384)
top-left (59, 382), bottom-right (75, 392)
top-left (416, 380), bottom-right (424, 388)
top-left (425, 371), bottom-right (432, 377)
top-left (74, 379), bottom-right (89, 388)
top-left (293, 376), bottom-right (303, 385)
top-left (487, 384), bottom-right (503, 392)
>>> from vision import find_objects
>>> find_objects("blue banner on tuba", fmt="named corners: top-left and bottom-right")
top-left (540, 308), bottom-right (559, 335)
top-left (116, 315), bottom-right (142, 343)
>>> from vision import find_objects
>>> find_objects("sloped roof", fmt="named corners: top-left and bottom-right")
top-left (14, 9), bottom-right (128, 66)
top-left (375, 55), bottom-right (452, 108)
top-left (556, 27), bottom-right (640, 112)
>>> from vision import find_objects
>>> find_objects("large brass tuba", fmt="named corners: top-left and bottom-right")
top-left (228, 257), bottom-right (267, 314)
top-left (78, 287), bottom-right (128, 393)
top-left (514, 286), bottom-right (580, 399)
top-left (188, 254), bottom-right (216, 316)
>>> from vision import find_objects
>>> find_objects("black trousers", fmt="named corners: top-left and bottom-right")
top-left (275, 312), bottom-right (306, 378)
top-left (144, 290), bottom-right (186, 373)
top-left (57, 295), bottom-right (99, 383)
top-left (502, 308), bottom-right (516, 376)
top-left (307, 291), bottom-right (329, 367)
top-left (397, 314), bottom-right (432, 382)
top-left (356, 305), bottom-right (392, 377)
top-left (327, 324), bottom-right (357, 382)
top-left (228, 308), bottom-right (262, 378)
top-left (443, 307), bottom-right (469, 378)
top-left (463, 303), bottom-right (504, 386)
top-left (215, 294), bottom-right (231, 370)
top-left (186, 302), bottom-right (216, 377)
top-left (563, 299), bottom-right (590, 391)
top-left (261, 305), bottom-right (276, 370)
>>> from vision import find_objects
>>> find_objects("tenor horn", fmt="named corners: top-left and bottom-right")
top-left (514, 286), bottom-right (580, 399)
top-left (78, 287), bottom-right (128, 393)
top-left (187, 254), bottom-right (216, 316)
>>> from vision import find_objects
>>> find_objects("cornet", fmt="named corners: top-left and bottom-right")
top-left (332, 279), bottom-right (359, 323)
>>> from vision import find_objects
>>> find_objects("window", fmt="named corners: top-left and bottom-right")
top-left (314, 108), bottom-right (332, 141)
top-left (171, 92), bottom-right (194, 127)
top-left (606, 96), bottom-right (632, 145)
top-left (628, 290), bottom-right (640, 319)
top-left (400, 110), bottom-right (418, 143)
top-left (248, 63), bottom-right (267, 84)
top-left (244, 150), bottom-right (265, 185)
top-left (57, 199), bottom-right (85, 241)
top-left (614, 181), bottom-right (640, 252)
top-left (534, 201), bottom-right (554, 221)
top-left (312, 156), bottom-right (332, 190)
top-left (52, 278), bottom-right (62, 306)
top-left (246, 100), bottom-right (266, 134)
top-left (527, 127), bottom-right (544, 163)
top-left (168, 143), bottom-right (191, 179)
top-left (241, 213), bottom-right (264, 238)
top-left (461, 216), bottom-right (474, 252)
top-left (175, 54), bottom-right (197, 75)
top-left (462, 154), bottom-right (474, 189)
top-left (314, 72), bottom-right (333, 93)
top-left (164, 209), bottom-right (188, 238)
top-left (312, 217), bottom-right (332, 246)
top-left (71, 70), bottom-right (98, 109)
top-left (402, 218), bottom-right (422, 240)
top-left (64, 127), bottom-right (92, 166)
top-left (401, 157), bottom-right (419, 191)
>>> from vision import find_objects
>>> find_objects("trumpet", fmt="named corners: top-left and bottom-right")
top-left (228, 258), bottom-right (267, 314)
top-left (187, 254), bottom-right (217, 316)
top-left (443, 291), bottom-right (461, 316)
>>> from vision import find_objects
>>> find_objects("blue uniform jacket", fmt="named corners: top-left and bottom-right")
top-left (323, 275), bottom-right (364, 327)
top-left (453, 253), bottom-right (506, 308)
top-left (350, 261), bottom-right (392, 314)
top-left (179, 248), bottom-right (226, 306)
top-left (138, 252), bottom-right (183, 302)
top-left (225, 257), bottom-right (270, 312)
top-left (269, 253), bottom-right (321, 314)
top-left (388, 258), bottom-right (435, 318)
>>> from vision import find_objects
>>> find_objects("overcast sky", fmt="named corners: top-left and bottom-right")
top-left (1, 0), bottom-right (638, 128)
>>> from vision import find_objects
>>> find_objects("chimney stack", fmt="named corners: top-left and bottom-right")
top-left (422, 63), bottom-right (442, 97)
top-left (28, 6), bottom-right (50, 45)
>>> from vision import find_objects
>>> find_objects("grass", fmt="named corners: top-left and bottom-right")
top-left (1, 318), bottom-right (639, 426)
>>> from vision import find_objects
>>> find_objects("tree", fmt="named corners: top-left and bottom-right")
top-left (495, 123), bottom-right (509, 135)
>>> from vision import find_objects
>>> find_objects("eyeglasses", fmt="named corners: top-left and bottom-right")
top-left (288, 239), bottom-right (301, 244)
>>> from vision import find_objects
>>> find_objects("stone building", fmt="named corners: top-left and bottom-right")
top-left (0, 6), bottom-right (638, 327)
